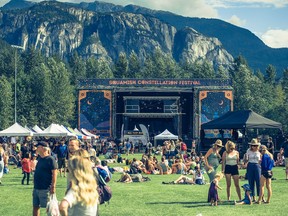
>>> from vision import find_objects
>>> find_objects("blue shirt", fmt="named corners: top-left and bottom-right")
top-left (261, 154), bottom-right (274, 171)
top-left (56, 144), bottom-right (68, 158)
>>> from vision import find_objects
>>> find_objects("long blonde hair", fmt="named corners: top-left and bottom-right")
top-left (68, 156), bottom-right (98, 206)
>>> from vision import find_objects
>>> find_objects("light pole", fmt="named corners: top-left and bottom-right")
top-left (11, 45), bottom-right (24, 123)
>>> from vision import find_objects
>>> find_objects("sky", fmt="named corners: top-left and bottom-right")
top-left (1, 0), bottom-right (288, 48)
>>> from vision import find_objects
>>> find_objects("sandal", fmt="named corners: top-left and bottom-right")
top-left (264, 201), bottom-right (270, 204)
top-left (255, 201), bottom-right (261, 204)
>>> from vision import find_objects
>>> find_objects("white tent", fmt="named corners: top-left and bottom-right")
top-left (73, 128), bottom-right (91, 140)
top-left (32, 125), bottom-right (44, 133)
top-left (154, 129), bottom-right (178, 146)
top-left (0, 122), bottom-right (34, 136)
top-left (36, 123), bottom-right (71, 137)
top-left (81, 128), bottom-right (98, 139)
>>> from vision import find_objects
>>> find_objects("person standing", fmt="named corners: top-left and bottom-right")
top-left (256, 145), bottom-right (274, 204)
top-left (280, 137), bottom-right (288, 180)
top-left (21, 152), bottom-right (32, 185)
top-left (33, 141), bottom-right (58, 216)
top-left (59, 156), bottom-right (98, 215)
top-left (204, 139), bottom-right (223, 182)
top-left (222, 141), bottom-right (241, 201)
top-left (0, 145), bottom-right (8, 184)
top-left (266, 137), bottom-right (274, 155)
top-left (245, 138), bottom-right (261, 202)
top-left (68, 138), bottom-right (80, 158)
top-left (56, 139), bottom-right (68, 177)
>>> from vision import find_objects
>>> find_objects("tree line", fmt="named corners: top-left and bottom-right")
top-left (0, 41), bottom-right (287, 134)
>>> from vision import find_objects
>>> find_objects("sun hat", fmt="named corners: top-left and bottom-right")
top-left (242, 184), bottom-right (251, 191)
top-left (213, 139), bottom-right (223, 147)
top-left (249, 138), bottom-right (261, 146)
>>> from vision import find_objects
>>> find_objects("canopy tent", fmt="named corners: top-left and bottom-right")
top-left (32, 125), bottom-right (44, 133)
top-left (201, 110), bottom-right (282, 130)
top-left (67, 127), bottom-right (91, 140)
top-left (36, 123), bottom-right (75, 137)
top-left (0, 122), bottom-right (34, 136)
top-left (81, 128), bottom-right (98, 139)
top-left (154, 129), bottom-right (178, 146)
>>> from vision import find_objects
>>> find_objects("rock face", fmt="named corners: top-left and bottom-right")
top-left (0, 1), bottom-right (234, 69)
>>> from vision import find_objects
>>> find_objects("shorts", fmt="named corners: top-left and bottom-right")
top-left (195, 179), bottom-right (204, 185)
top-left (32, 189), bottom-right (50, 208)
top-left (57, 158), bottom-right (67, 169)
top-left (262, 170), bottom-right (273, 179)
top-left (224, 164), bottom-right (239, 176)
top-left (285, 158), bottom-right (288, 169)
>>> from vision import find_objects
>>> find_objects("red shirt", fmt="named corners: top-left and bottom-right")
top-left (22, 158), bottom-right (31, 173)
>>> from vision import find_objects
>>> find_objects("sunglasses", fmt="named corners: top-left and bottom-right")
top-left (251, 145), bottom-right (258, 147)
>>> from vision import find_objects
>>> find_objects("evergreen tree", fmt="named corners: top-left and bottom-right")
top-left (139, 55), bottom-right (154, 78)
top-left (264, 64), bottom-right (276, 85)
top-left (86, 56), bottom-right (99, 78)
top-left (97, 58), bottom-right (114, 78)
top-left (46, 57), bottom-right (75, 125)
top-left (114, 52), bottom-right (128, 78)
top-left (0, 75), bottom-right (13, 129)
top-left (216, 65), bottom-right (229, 79)
top-left (128, 50), bottom-right (140, 78)
top-left (69, 52), bottom-right (86, 85)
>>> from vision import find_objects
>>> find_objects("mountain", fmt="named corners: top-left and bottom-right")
top-left (0, 1), bottom-right (233, 71)
top-left (78, 1), bottom-right (288, 75)
top-left (1, 0), bottom-right (35, 10)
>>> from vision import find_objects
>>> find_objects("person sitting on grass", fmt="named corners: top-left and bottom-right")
top-left (193, 166), bottom-right (206, 185)
top-left (234, 184), bottom-right (252, 205)
top-left (162, 175), bottom-right (195, 185)
top-left (171, 158), bottom-right (187, 174)
top-left (116, 172), bottom-right (151, 183)
top-left (157, 156), bottom-right (172, 175)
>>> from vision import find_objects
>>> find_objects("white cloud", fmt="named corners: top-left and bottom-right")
top-left (2, 0), bottom-right (218, 18)
top-left (261, 29), bottom-right (288, 48)
top-left (207, 0), bottom-right (288, 8)
top-left (227, 15), bottom-right (246, 27)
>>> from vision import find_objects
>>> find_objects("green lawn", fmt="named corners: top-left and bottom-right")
top-left (1, 155), bottom-right (287, 216)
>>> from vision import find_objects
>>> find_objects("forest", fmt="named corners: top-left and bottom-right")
top-left (0, 40), bottom-right (287, 136)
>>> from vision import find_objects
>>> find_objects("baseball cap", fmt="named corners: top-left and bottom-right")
top-left (36, 141), bottom-right (49, 147)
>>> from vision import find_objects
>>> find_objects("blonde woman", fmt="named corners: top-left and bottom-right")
top-left (204, 139), bottom-right (223, 182)
top-left (222, 141), bottom-right (241, 201)
top-left (0, 145), bottom-right (8, 184)
top-left (59, 156), bottom-right (98, 216)
top-left (256, 145), bottom-right (274, 204)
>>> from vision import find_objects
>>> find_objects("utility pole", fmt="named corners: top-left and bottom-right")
top-left (11, 45), bottom-right (24, 123)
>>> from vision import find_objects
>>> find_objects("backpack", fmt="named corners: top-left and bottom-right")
top-left (181, 142), bottom-right (187, 151)
top-left (97, 183), bottom-right (112, 205)
top-left (93, 167), bottom-right (112, 205)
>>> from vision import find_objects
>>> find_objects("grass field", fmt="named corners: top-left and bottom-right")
top-left (1, 154), bottom-right (287, 216)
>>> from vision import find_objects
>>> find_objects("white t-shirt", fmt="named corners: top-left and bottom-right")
top-left (246, 149), bottom-right (261, 164)
top-left (64, 188), bottom-right (98, 216)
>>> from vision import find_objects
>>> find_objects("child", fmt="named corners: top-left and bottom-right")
top-left (235, 184), bottom-right (252, 205)
top-left (21, 152), bottom-right (31, 185)
top-left (207, 172), bottom-right (223, 206)
top-left (194, 166), bottom-right (205, 185)
top-left (30, 154), bottom-right (38, 176)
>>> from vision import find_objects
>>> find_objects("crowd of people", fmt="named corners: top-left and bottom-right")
top-left (0, 134), bottom-right (288, 215)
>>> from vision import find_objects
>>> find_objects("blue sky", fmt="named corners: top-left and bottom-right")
top-left (1, 0), bottom-right (288, 48)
